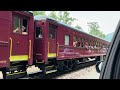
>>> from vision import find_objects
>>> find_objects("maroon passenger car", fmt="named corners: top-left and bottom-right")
top-left (34, 16), bottom-right (110, 73)
top-left (0, 11), bottom-right (110, 79)
top-left (0, 11), bottom-right (34, 79)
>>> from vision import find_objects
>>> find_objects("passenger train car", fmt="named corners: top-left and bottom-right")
top-left (33, 15), bottom-right (109, 73)
top-left (0, 11), bottom-right (110, 79)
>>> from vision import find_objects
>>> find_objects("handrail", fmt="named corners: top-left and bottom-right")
top-left (29, 40), bottom-right (32, 59)
top-left (48, 42), bottom-right (50, 53)
top-left (59, 45), bottom-right (104, 50)
top-left (57, 43), bottom-right (59, 56)
top-left (10, 38), bottom-right (12, 56)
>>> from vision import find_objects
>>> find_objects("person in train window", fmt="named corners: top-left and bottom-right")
top-left (85, 42), bottom-right (89, 49)
top-left (81, 42), bottom-right (84, 47)
top-left (73, 41), bottom-right (78, 47)
top-left (77, 42), bottom-right (80, 47)
top-left (94, 45), bottom-right (97, 49)
top-left (89, 44), bottom-right (91, 48)
top-left (49, 34), bottom-right (53, 39)
top-left (22, 26), bottom-right (27, 35)
top-left (90, 44), bottom-right (94, 49)
top-left (13, 27), bottom-right (21, 33)
top-left (103, 45), bottom-right (106, 50)
top-left (38, 34), bottom-right (43, 38)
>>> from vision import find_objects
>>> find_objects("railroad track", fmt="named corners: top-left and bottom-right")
top-left (21, 60), bottom-right (97, 79)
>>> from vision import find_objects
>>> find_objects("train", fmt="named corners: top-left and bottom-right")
top-left (0, 11), bottom-right (110, 79)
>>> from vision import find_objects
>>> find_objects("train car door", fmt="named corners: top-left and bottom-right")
top-left (34, 20), bottom-right (44, 62)
top-left (10, 13), bottom-right (30, 63)
top-left (48, 23), bottom-right (57, 59)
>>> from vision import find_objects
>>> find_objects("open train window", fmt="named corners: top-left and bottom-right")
top-left (73, 36), bottom-right (77, 47)
top-left (22, 19), bottom-right (28, 35)
top-left (65, 35), bottom-right (70, 45)
top-left (81, 38), bottom-right (85, 47)
top-left (13, 16), bottom-right (28, 35)
top-left (13, 16), bottom-right (21, 34)
top-left (49, 23), bottom-right (57, 39)
top-left (77, 37), bottom-right (81, 47)
top-left (36, 27), bottom-right (43, 38)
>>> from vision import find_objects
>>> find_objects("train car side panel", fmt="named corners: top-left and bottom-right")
top-left (0, 11), bottom-right (11, 68)
top-left (56, 24), bottom-right (109, 60)
top-left (9, 11), bottom-right (34, 65)
top-left (28, 13), bottom-right (34, 65)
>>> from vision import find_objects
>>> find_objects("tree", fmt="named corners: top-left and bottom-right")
top-left (75, 25), bottom-right (83, 31)
top-left (33, 11), bottom-right (46, 16)
top-left (57, 11), bottom-right (76, 25)
top-left (87, 22), bottom-right (106, 39)
top-left (48, 11), bottom-right (58, 20)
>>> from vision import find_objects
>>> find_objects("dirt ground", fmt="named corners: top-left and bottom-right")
top-left (0, 65), bottom-right (100, 79)
top-left (55, 65), bottom-right (100, 79)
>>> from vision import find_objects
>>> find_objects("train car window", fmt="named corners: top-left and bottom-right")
top-left (94, 41), bottom-right (95, 46)
top-left (85, 39), bottom-right (89, 48)
top-left (65, 35), bottom-right (70, 45)
top-left (13, 16), bottom-right (21, 34)
top-left (36, 27), bottom-right (43, 38)
top-left (77, 37), bottom-right (81, 47)
top-left (98, 42), bottom-right (99, 46)
top-left (73, 36), bottom-right (77, 47)
top-left (94, 41), bottom-right (97, 49)
top-left (96, 42), bottom-right (98, 46)
top-left (81, 38), bottom-right (84, 47)
top-left (90, 40), bottom-right (92, 47)
top-left (21, 19), bottom-right (28, 35)
top-left (13, 16), bottom-right (28, 35)
top-left (49, 23), bottom-right (57, 39)
top-left (98, 42), bottom-right (99, 45)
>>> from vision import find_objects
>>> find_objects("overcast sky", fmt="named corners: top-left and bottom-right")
top-left (46, 11), bottom-right (120, 35)
top-left (69, 11), bottom-right (120, 35)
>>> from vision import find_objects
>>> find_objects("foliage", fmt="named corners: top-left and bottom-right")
top-left (75, 25), bottom-right (83, 31)
top-left (87, 22), bottom-right (106, 39)
top-left (33, 11), bottom-right (46, 16)
top-left (57, 11), bottom-right (76, 25)
top-left (48, 11), bottom-right (58, 20)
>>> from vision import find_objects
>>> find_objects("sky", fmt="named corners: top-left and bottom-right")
top-left (46, 11), bottom-right (120, 35)
top-left (69, 11), bottom-right (120, 35)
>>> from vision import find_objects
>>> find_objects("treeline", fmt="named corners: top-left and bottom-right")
top-left (33, 11), bottom-right (106, 39)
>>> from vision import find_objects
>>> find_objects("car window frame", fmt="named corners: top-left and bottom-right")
top-left (99, 20), bottom-right (120, 79)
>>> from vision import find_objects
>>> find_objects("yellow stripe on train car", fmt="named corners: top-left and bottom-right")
top-left (7, 71), bottom-right (26, 76)
top-left (48, 53), bottom-right (56, 58)
top-left (10, 55), bottom-right (28, 62)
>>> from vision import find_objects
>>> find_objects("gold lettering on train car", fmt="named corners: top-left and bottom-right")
top-left (0, 60), bottom-right (6, 63)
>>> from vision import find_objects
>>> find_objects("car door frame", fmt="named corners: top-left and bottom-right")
top-left (100, 20), bottom-right (120, 79)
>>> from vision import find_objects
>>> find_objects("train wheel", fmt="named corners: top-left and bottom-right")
top-left (68, 60), bottom-right (73, 70)
top-left (68, 60), bottom-right (76, 70)
top-left (56, 61), bottom-right (64, 71)
top-left (71, 60), bottom-right (76, 69)
top-left (96, 56), bottom-right (100, 61)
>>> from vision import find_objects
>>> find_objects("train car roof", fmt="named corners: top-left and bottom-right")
top-left (34, 15), bottom-right (110, 43)
top-left (22, 11), bottom-right (33, 15)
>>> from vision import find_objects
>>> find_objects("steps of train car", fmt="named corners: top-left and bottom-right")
top-left (6, 71), bottom-right (27, 79)
top-left (44, 65), bottom-right (57, 74)
top-left (5, 66), bottom-right (27, 79)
